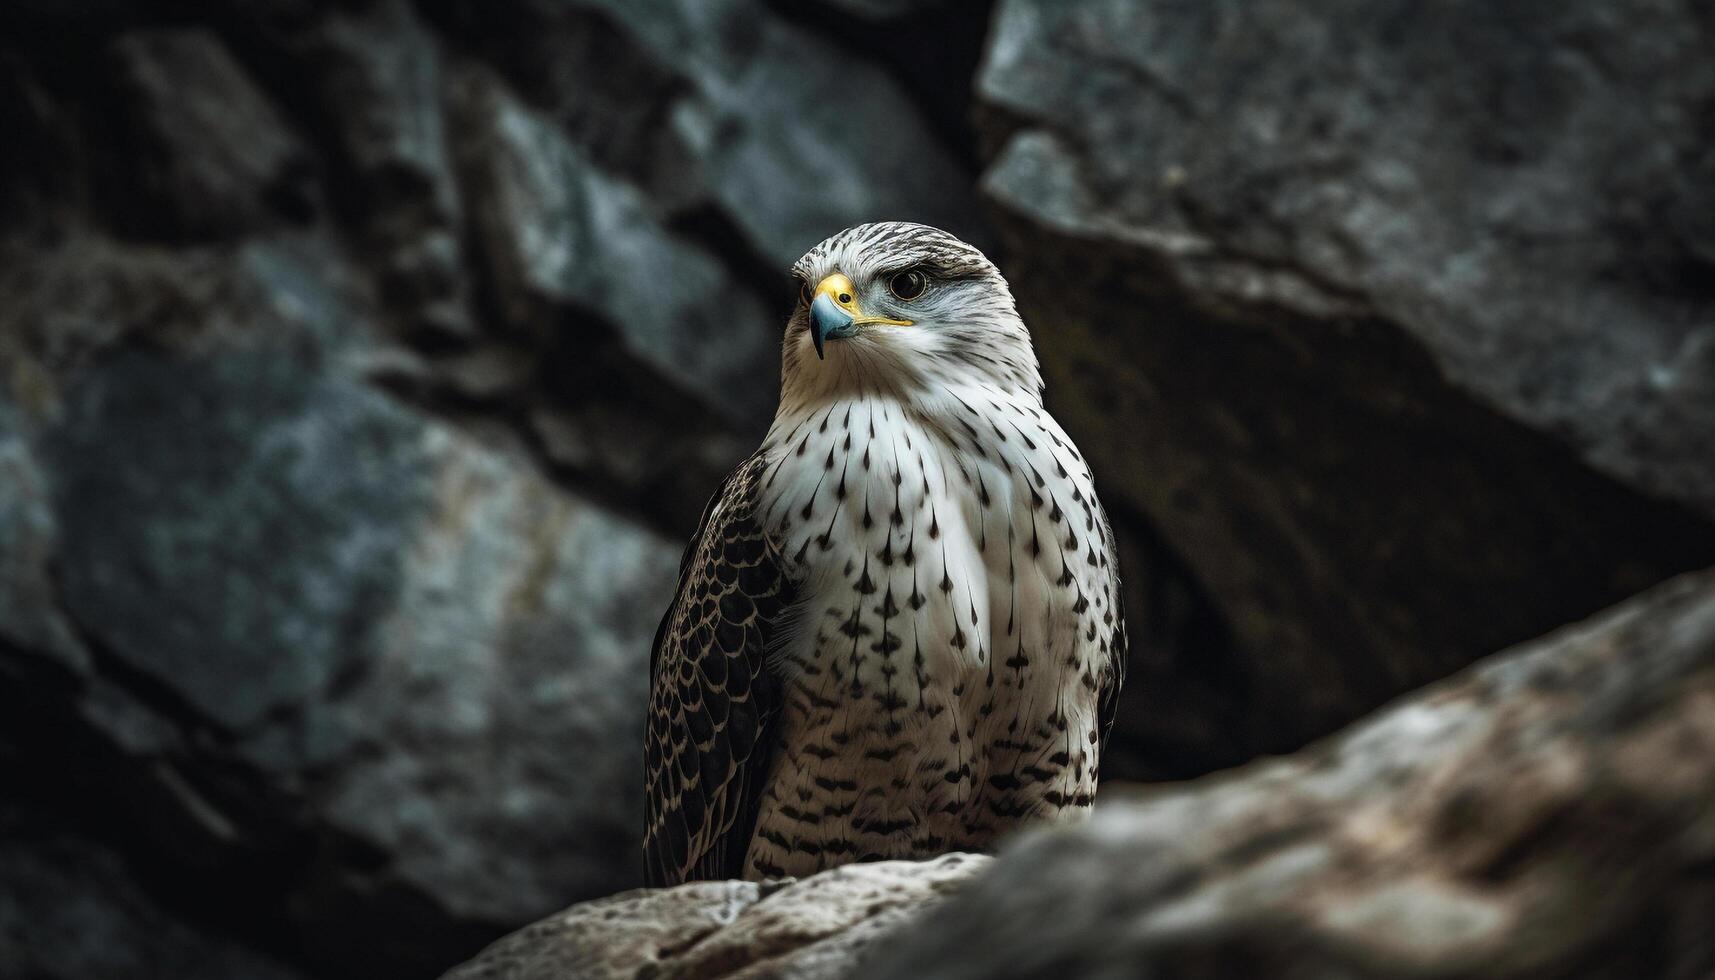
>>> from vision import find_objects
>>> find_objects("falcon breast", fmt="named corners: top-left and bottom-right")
top-left (644, 221), bottom-right (1126, 885)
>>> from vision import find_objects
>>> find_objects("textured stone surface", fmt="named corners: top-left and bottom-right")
top-left (442, 853), bottom-right (989, 980)
top-left (0, 393), bottom-right (84, 672)
top-left (0, 822), bottom-right (308, 980)
top-left (977, 0), bottom-right (1715, 764)
top-left (868, 568), bottom-right (1715, 979)
top-left (431, 0), bottom-right (986, 269)
top-left (4, 0), bottom-right (1715, 976)
top-left (450, 63), bottom-right (775, 425)
top-left (0, 2), bottom-right (997, 971)
top-left (980, 0), bottom-right (1715, 516)
top-left (443, 567), bottom-right (1715, 979)
top-left (47, 348), bottom-right (431, 731)
top-left (0, 237), bottom-right (683, 976)
top-left (277, 0), bottom-right (475, 340)
top-left (102, 28), bottom-right (315, 239)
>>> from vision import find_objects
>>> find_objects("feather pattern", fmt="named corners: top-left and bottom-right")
top-left (643, 454), bottom-right (794, 885)
top-left (644, 222), bottom-right (1125, 884)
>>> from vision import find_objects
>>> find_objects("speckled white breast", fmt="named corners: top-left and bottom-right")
top-left (743, 384), bottom-right (1119, 878)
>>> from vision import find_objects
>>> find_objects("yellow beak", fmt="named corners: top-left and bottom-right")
top-left (807, 274), bottom-right (912, 359)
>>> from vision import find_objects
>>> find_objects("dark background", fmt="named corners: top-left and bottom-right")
top-left (2, 0), bottom-right (1713, 977)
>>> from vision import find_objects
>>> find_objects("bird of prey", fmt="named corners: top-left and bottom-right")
top-left (644, 222), bottom-right (1125, 885)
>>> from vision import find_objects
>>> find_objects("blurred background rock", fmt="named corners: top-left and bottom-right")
top-left (0, 1), bottom-right (1711, 977)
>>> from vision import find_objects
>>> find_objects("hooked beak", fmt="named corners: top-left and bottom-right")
top-left (806, 273), bottom-right (912, 359)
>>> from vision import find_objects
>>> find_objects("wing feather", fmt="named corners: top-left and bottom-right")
top-left (643, 454), bottom-right (793, 885)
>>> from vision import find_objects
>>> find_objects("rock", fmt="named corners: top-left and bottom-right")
top-left (445, 880), bottom-right (765, 980)
top-left (430, 0), bottom-right (988, 268)
top-left (275, 0), bottom-right (476, 339)
top-left (805, 0), bottom-right (951, 19)
top-left (441, 853), bottom-right (990, 980)
top-left (1, 229), bottom-right (687, 976)
top-left (975, 0), bottom-right (1715, 762)
top-left (444, 565), bottom-right (1715, 979)
top-left (32, 330), bottom-right (682, 949)
top-left (598, 0), bottom-right (987, 269)
top-left (416, 0), bottom-right (694, 209)
top-left (780, 0), bottom-right (996, 172)
top-left (101, 28), bottom-right (316, 238)
top-left (867, 567), bottom-right (1715, 979)
top-left (0, 823), bottom-right (309, 980)
top-left (287, 0), bottom-right (459, 227)
top-left (450, 63), bottom-right (776, 427)
top-left (299, 424), bottom-right (682, 926)
top-left (0, 393), bottom-right (86, 673)
top-left (46, 347), bottom-right (432, 731)
top-left (529, 400), bottom-right (752, 531)
top-left (11, 0), bottom-right (1713, 975)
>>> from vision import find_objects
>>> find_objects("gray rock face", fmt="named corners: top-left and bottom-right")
top-left (0, 2), bottom-right (997, 975)
top-left (428, 0), bottom-right (988, 267)
top-left (281, 0), bottom-right (475, 340)
top-left (442, 853), bottom-right (990, 980)
top-left (5, 0), bottom-right (1715, 976)
top-left (982, 0), bottom-right (1715, 516)
top-left (48, 349), bottom-right (431, 731)
top-left (867, 567), bottom-right (1715, 979)
top-left (0, 822), bottom-right (309, 980)
top-left (977, 0), bottom-right (1715, 761)
top-left (102, 28), bottom-right (315, 239)
top-left (304, 432), bottom-right (680, 925)
top-left (606, 0), bottom-right (981, 268)
top-left (807, 0), bottom-right (949, 20)
top-left (1, 237), bottom-right (682, 976)
top-left (450, 64), bottom-right (776, 425)
top-left (0, 394), bottom-right (84, 672)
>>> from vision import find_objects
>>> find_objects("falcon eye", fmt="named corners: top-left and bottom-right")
top-left (887, 268), bottom-right (927, 301)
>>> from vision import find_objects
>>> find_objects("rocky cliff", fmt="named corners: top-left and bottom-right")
top-left (2, 0), bottom-right (1712, 977)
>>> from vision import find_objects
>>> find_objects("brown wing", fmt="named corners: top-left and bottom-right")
top-left (643, 454), bottom-right (795, 886)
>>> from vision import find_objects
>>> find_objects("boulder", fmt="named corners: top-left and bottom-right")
top-left (442, 853), bottom-right (990, 980)
top-left (13, 0), bottom-right (1713, 976)
top-left (869, 567), bottom-right (1715, 979)
top-left (440, 567), bottom-right (1715, 979)
top-left (0, 237), bottom-right (682, 977)
top-left (976, 0), bottom-right (1715, 763)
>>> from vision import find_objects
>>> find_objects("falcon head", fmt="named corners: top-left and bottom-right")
top-left (780, 222), bottom-right (1042, 404)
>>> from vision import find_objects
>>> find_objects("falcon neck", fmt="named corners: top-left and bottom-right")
top-left (766, 381), bottom-right (1044, 466)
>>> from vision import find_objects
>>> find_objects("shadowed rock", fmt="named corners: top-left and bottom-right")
top-left (4, 0), bottom-right (1713, 976)
top-left (0, 821), bottom-right (310, 980)
top-left (868, 567), bottom-right (1715, 979)
top-left (100, 28), bottom-right (316, 239)
top-left (439, 568), bottom-right (1715, 979)
top-left (0, 241), bottom-right (682, 977)
top-left (442, 853), bottom-right (990, 980)
top-left (976, 0), bottom-right (1715, 768)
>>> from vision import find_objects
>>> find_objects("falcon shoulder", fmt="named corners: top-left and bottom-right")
top-left (643, 453), bottom-right (794, 886)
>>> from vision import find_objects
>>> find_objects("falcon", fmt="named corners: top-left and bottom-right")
top-left (644, 221), bottom-right (1126, 885)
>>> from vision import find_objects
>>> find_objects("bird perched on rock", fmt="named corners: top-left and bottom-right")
top-left (644, 222), bottom-right (1125, 885)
